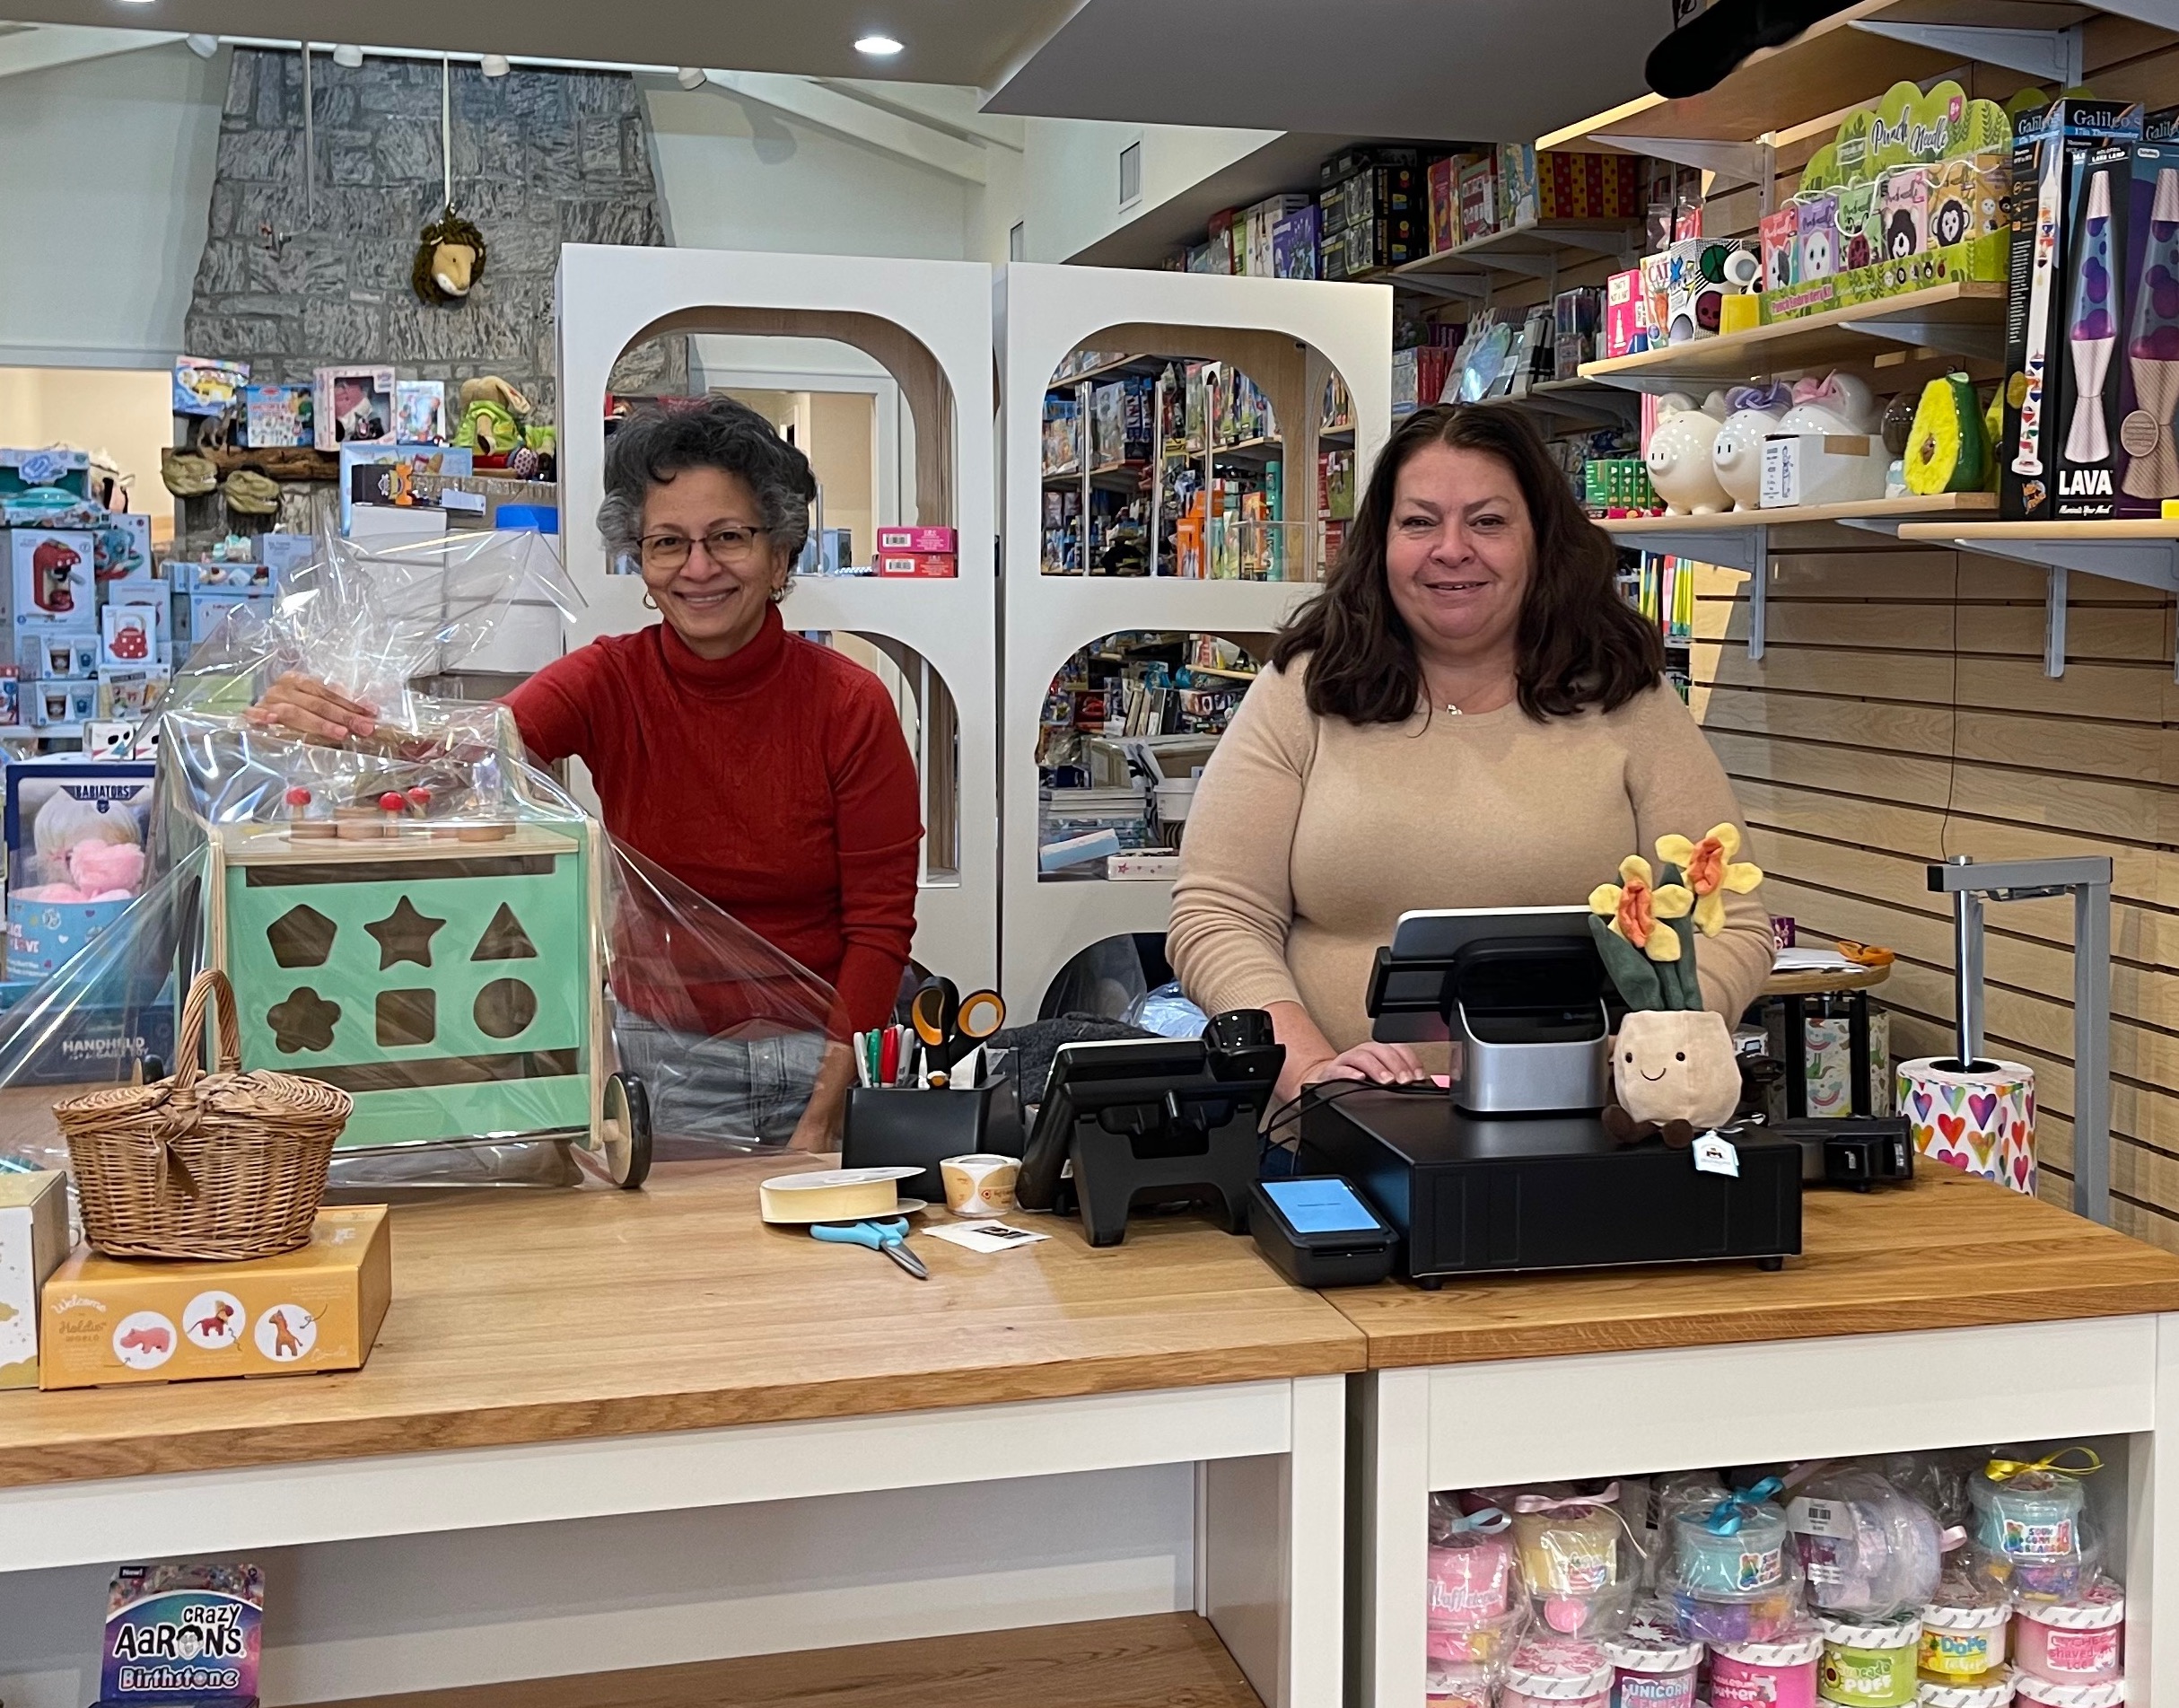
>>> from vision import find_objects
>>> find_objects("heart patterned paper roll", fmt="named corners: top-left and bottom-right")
top-left (1897, 1058), bottom-right (2035, 1196)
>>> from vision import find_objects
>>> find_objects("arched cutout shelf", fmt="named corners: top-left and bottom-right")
top-left (557, 245), bottom-right (998, 989)
top-left (995, 263), bottom-right (1392, 1012)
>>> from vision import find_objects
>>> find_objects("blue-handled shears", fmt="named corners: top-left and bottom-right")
top-left (811, 1216), bottom-right (928, 1279)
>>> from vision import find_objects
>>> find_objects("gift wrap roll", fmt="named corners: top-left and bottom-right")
top-left (1896, 1058), bottom-right (2035, 1196)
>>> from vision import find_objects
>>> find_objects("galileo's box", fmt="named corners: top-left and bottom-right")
top-left (0, 1170), bottom-right (68, 1388)
top-left (40, 1205), bottom-right (390, 1389)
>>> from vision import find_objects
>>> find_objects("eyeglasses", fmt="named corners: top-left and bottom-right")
top-left (637, 525), bottom-right (771, 571)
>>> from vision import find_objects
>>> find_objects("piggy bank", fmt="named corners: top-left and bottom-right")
top-left (1711, 381), bottom-right (1793, 510)
top-left (1779, 371), bottom-right (1878, 435)
top-left (1645, 391), bottom-right (1733, 515)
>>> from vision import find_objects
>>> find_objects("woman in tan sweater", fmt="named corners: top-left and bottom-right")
top-left (1168, 404), bottom-right (1772, 1105)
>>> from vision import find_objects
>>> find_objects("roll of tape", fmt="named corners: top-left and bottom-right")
top-left (1896, 1057), bottom-right (2035, 1196)
top-left (758, 1167), bottom-right (923, 1224)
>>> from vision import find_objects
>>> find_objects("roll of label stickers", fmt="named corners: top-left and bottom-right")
top-left (1896, 1058), bottom-right (2035, 1196)
top-left (758, 1167), bottom-right (923, 1224)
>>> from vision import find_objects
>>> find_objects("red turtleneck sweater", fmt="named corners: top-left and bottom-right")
top-left (503, 609), bottom-right (922, 1033)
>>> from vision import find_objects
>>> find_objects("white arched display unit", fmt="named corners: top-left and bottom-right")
top-left (995, 262), bottom-right (1392, 1016)
top-left (558, 244), bottom-right (999, 992)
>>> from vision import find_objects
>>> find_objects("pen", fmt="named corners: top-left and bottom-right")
top-left (853, 1031), bottom-right (872, 1088)
top-left (879, 1026), bottom-right (898, 1088)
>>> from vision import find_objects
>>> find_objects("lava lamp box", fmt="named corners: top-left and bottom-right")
top-left (98, 1561), bottom-right (264, 1708)
top-left (2114, 143), bottom-right (2179, 516)
top-left (2001, 99), bottom-right (2142, 521)
top-left (2055, 138), bottom-right (2139, 519)
top-left (40, 1205), bottom-right (390, 1389)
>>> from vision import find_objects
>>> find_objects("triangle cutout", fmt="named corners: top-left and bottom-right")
top-left (471, 902), bottom-right (538, 962)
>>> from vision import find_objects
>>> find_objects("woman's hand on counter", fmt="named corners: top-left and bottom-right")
top-left (249, 672), bottom-right (380, 742)
top-left (1266, 999), bottom-right (1426, 1106)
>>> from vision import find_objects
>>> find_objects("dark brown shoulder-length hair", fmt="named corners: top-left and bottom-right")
top-left (1271, 402), bottom-right (1662, 723)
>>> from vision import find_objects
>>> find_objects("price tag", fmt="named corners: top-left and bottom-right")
top-left (1693, 1131), bottom-right (1740, 1178)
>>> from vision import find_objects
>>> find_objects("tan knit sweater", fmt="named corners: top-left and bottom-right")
top-left (1168, 663), bottom-right (1773, 1051)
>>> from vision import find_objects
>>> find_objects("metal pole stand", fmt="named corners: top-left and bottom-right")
top-left (1927, 854), bottom-right (2114, 1225)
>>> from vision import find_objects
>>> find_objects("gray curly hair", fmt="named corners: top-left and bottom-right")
top-left (598, 397), bottom-right (818, 582)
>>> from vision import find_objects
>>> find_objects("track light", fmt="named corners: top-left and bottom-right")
top-left (331, 42), bottom-right (363, 67)
top-left (675, 66), bottom-right (708, 90)
top-left (480, 53), bottom-right (512, 76)
top-left (185, 32), bottom-right (218, 57)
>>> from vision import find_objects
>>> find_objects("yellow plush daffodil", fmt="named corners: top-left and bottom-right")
top-left (1588, 854), bottom-right (1694, 962)
top-left (1655, 823), bottom-right (1763, 937)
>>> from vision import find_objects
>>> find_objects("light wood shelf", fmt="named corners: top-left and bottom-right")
top-left (1605, 492), bottom-right (1999, 533)
top-left (301, 1614), bottom-right (1263, 1708)
top-left (1580, 280), bottom-right (2004, 390)
top-left (1542, 0), bottom-right (2096, 153)
top-left (1899, 520), bottom-right (2179, 541)
top-left (1391, 219), bottom-right (1640, 283)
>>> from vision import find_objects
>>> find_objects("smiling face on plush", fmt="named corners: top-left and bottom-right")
top-left (1614, 1009), bottom-right (1743, 1130)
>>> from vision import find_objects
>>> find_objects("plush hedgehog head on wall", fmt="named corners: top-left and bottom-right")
top-left (412, 206), bottom-right (488, 306)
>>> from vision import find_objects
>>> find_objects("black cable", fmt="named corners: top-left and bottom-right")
top-left (1259, 1076), bottom-right (1447, 1161)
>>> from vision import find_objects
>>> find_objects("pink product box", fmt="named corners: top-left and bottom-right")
top-left (1606, 270), bottom-right (1641, 359)
top-left (876, 526), bottom-right (958, 554)
top-left (874, 552), bottom-right (958, 579)
top-left (1759, 207), bottom-right (1799, 292)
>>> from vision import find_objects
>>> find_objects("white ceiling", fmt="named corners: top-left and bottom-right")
top-left (988, 0), bottom-right (1675, 143)
top-left (0, 0), bottom-right (1674, 143)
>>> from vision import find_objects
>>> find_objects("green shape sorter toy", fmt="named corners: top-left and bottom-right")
top-left (196, 811), bottom-right (649, 1187)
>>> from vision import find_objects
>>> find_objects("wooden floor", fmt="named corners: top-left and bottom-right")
top-left (303, 1615), bottom-right (1264, 1708)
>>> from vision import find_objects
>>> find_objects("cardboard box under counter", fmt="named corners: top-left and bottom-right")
top-left (0, 1170), bottom-right (69, 1388)
top-left (39, 1204), bottom-right (390, 1390)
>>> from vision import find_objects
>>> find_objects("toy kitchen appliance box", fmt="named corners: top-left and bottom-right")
top-left (3, 528), bottom-right (97, 635)
top-left (98, 1561), bottom-right (265, 1708)
top-left (40, 1204), bottom-right (392, 1390)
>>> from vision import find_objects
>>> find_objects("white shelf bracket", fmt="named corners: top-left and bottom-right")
top-left (1839, 318), bottom-right (2007, 363)
top-left (1623, 524), bottom-right (1770, 653)
top-left (1849, 20), bottom-right (2085, 86)
top-left (1606, 136), bottom-right (1774, 201)
top-left (1396, 273), bottom-right (1489, 302)
top-left (1936, 533), bottom-right (2179, 680)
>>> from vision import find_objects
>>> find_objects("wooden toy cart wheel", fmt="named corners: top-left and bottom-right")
top-left (600, 1070), bottom-right (652, 1191)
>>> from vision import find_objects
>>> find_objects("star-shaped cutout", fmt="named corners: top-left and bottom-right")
top-left (363, 896), bottom-right (446, 970)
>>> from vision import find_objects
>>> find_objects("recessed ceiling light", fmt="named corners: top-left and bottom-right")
top-left (184, 32), bottom-right (218, 56)
top-left (853, 33), bottom-right (904, 57)
top-left (675, 66), bottom-right (708, 89)
top-left (480, 53), bottom-right (512, 76)
top-left (330, 42), bottom-right (363, 67)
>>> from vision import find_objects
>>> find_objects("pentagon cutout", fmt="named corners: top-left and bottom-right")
top-left (267, 904), bottom-right (337, 968)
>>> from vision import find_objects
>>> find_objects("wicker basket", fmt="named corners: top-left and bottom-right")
top-left (54, 969), bottom-right (353, 1260)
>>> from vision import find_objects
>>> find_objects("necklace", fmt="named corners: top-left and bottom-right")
top-left (1442, 702), bottom-right (1460, 715)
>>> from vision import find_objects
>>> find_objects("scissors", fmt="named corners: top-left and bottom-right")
top-left (910, 977), bottom-right (1006, 1083)
top-left (811, 1216), bottom-right (928, 1279)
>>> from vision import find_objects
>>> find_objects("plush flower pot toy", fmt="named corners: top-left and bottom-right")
top-left (1588, 825), bottom-right (1763, 1145)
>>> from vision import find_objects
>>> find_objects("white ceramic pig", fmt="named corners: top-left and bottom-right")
top-left (1710, 381), bottom-right (1794, 511)
top-left (1644, 390), bottom-right (1733, 515)
top-left (1778, 370), bottom-right (1877, 435)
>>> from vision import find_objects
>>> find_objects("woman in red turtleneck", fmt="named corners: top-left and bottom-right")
top-left (255, 399), bottom-right (921, 1152)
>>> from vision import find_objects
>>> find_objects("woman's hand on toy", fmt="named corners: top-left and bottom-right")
top-left (250, 672), bottom-right (379, 741)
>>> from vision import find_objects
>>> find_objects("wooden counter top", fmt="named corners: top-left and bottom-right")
top-left (0, 1156), bottom-right (1362, 1489)
top-left (1331, 1169), bottom-right (2179, 1369)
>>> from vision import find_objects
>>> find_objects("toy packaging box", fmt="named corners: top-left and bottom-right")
top-left (1759, 206), bottom-right (1800, 291)
top-left (876, 526), bottom-right (956, 554)
top-left (1768, 80), bottom-right (2015, 325)
top-left (18, 632), bottom-right (101, 680)
top-left (1535, 150), bottom-right (1641, 221)
top-left (1664, 237), bottom-right (1758, 342)
top-left (40, 1205), bottom-right (391, 1390)
top-left (1457, 154), bottom-right (1499, 241)
top-left (1495, 143), bottom-right (1540, 228)
top-left (312, 364), bottom-right (398, 451)
top-left (2114, 140), bottom-right (2179, 516)
top-left (0, 1170), bottom-right (67, 1388)
top-left (171, 357), bottom-right (249, 418)
top-left (97, 512), bottom-right (152, 582)
top-left (1272, 206), bottom-right (1320, 279)
top-left (6, 529), bottom-right (96, 633)
top-left (4, 759), bottom-right (154, 982)
top-left (2056, 137), bottom-right (2140, 518)
top-left (2003, 99), bottom-right (2145, 521)
top-left (101, 604), bottom-right (168, 672)
top-left (874, 552), bottom-right (958, 578)
top-left (395, 379), bottom-right (448, 443)
top-left (241, 382), bottom-right (313, 449)
top-left (1606, 268), bottom-right (1641, 357)
top-left (98, 1561), bottom-right (264, 1708)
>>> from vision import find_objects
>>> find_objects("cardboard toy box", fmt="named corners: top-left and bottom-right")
top-left (0, 1170), bottom-right (69, 1388)
top-left (40, 1205), bottom-right (391, 1390)
top-left (874, 552), bottom-right (958, 578)
top-left (5, 529), bottom-right (97, 634)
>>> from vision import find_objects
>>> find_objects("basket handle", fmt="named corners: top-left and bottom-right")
top-left (171, 968), bottom-right (243, 1090)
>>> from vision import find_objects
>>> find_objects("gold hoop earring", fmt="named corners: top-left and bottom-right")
top-left (641, 591), bottom-right (658, 611)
